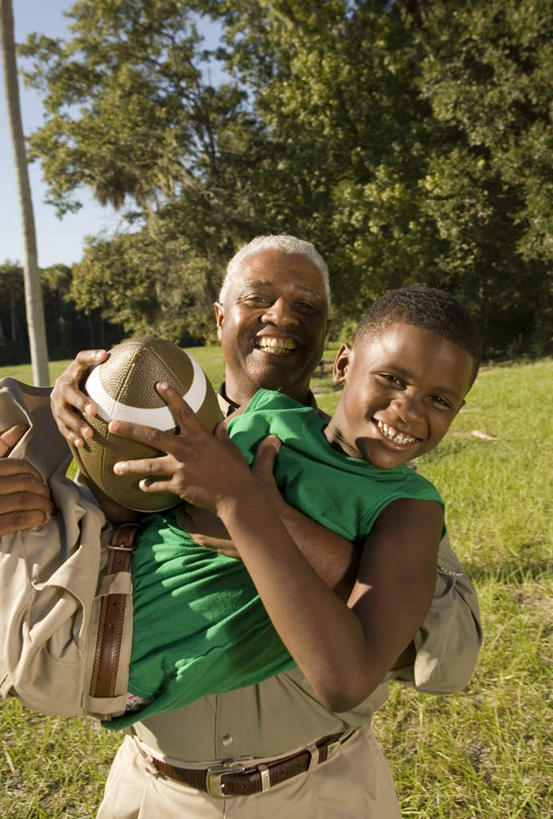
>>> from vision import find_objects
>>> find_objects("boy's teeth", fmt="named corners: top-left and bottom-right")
top-left (258, 338), bottom-right (296, 352)
top-left (376, 420), bottom-right (416, 445)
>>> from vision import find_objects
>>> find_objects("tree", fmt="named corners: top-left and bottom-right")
top-left (1, 0), bottom-right (49, 383)
top-left (416, 0), bottom-right (553, 354)
top-left (18, 0), bottom-right (553, 356)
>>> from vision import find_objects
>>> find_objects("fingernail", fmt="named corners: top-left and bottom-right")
top-left (157, 381), bottom-right (169, 391)
top-left (113, 463), bottom-right (124, 474)
top-left (84, 404), bottom-right (95, 416)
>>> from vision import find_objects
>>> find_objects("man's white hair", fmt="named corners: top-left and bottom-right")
top-left (219, 234), bottom-right (332, 308)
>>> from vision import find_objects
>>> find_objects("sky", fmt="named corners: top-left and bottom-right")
top-left (0, 0), bottom-right (222, 269)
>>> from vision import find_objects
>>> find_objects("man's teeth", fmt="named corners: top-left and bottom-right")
top-left (257, 338), bottom-right (296, 353)
top-left (376, 420), bottom-right (416, 445)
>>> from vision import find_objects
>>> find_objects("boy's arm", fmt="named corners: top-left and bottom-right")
top-left (179, 435), bottom-right (359, 601)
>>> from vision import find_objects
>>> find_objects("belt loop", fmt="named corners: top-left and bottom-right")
top-left (257, 763), bottom-right (271, 792)
top-left (306, 741), bottom-right (319, 772)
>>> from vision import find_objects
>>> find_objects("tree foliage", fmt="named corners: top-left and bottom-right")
top-left (0, 260), bottom-right (123, 365)
top-left (17, 0), bottom-right (553, 357)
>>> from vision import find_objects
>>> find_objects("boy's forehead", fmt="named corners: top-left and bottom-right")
top-left (356, 321), bottom-right (475, 394)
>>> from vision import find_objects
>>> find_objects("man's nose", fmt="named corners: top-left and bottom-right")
top-left (261, 297), bottom-right (299, 325)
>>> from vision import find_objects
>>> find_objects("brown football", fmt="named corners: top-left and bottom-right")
top-left (78, 337), bottom-right (221, 512)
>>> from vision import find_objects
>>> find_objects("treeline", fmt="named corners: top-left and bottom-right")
top-left (14, 0), bottom-right (553, 358)
top-left (0, 262), bottom-right (124, 365)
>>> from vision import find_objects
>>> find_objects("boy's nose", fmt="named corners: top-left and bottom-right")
top-left (392, 393), bottom-right (426, 431)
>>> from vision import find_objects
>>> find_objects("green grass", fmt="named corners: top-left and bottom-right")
top-left (1, 355), bottom-right (552, 817)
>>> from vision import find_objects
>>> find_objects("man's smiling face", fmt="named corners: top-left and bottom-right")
top-left (215, 249), bottom-right (330, 405)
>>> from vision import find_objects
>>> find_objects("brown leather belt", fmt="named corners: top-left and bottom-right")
top-left (89, 523), bottom-right (142, 699)
top-left (151, 731), bottom-right (352, 797)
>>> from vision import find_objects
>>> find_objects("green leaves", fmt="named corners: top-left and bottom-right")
top-left (17, 0), bottom-right (553, 355)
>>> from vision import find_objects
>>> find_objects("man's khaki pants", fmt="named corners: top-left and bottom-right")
top-left (97, 728), bottom-right (401, 818)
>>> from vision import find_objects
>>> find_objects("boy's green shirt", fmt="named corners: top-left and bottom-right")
top-left (107, 389), bottom-right (443, 730)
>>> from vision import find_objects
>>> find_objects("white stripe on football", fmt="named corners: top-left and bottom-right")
top-left (85, 353), bottom-right (208, 428)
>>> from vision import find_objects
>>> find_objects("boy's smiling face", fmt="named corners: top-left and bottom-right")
top-left (325, 321), bottom-right (475, 469)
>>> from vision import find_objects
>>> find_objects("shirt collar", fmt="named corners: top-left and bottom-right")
top-left (217, 382), bottom-right (320, 418)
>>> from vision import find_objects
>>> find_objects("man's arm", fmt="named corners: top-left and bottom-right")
top-left (0, 424), bottom-right (55, 536)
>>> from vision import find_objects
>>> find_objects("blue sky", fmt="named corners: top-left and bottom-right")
top-left (1, 0), bottom-right (222, 269)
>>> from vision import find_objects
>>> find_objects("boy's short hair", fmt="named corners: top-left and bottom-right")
top-left (354, 286), bottom-right (482, 383)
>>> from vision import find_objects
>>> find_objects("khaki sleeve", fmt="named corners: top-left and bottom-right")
top-left (0, 379), bottom-right (130, 719)
top-left (393, 534), bottom-right (482, 693)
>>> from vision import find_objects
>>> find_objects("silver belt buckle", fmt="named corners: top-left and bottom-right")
top-left (206, 762), bottom-right (246, 798)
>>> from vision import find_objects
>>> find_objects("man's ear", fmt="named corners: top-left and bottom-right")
top-left (333, 343), bottom-right (353, 386)
top-left (214, 301), bottom-right (224, 338)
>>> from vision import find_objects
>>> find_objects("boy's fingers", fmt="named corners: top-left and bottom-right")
top-left (0, 458), bottom-right (44, 482)
top-left (0, 424), bottom-right (28, 456)
top-left (113, 455), bottom-right (171, 477)
top-left (0, 510), bottom-right (49, 537)
top-left (0, 473), bottom-right (52, 500)
top-left (155, 382), bottom-right (202, 430)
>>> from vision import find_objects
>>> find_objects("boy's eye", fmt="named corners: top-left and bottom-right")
top-left (379, 373), bottom-right (404, 387)
top-left (431, 394), bottom-right (452, 409)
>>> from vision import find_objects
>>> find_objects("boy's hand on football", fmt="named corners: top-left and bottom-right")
top-left (110, 381), bottom-right (254, 514)
top-left (50, 349), bottom-right (108, 448)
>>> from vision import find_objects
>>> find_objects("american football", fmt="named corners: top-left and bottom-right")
top-left (78, 336), bottom-right (222, 512)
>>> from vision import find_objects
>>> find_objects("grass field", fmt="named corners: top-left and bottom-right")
top-left (1, 353), bottom-right (552, 817)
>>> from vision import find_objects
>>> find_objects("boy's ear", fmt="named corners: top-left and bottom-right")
top-left (333, 343), bottom-right (353, 385)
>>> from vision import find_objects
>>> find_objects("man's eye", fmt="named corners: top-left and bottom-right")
top-left (242, 294), bottom-right (270, 306)
top-left (295, 301), bottom-right (319, 313)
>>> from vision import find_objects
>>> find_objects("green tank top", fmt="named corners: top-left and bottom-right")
top-left (106, 389), bottom-right (443, 730)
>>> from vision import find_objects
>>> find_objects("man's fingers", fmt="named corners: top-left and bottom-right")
top-left (0, 424), bottom-right (28, 456)
top-left (50, 349), bottom-right (107, 446)
top-left (252, 435), bottom-right (281, 472)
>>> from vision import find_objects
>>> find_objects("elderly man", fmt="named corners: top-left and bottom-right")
top-left (0, 235), bottom-right (481, 817)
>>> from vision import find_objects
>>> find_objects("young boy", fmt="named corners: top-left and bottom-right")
top-left (92, 285), bottom-right (480, 729)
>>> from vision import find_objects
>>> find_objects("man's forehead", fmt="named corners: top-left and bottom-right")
top-left (240, 277), bottom-right (326, 299)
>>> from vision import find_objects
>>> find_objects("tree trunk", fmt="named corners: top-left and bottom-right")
top-left (1, 0), bottom-right (49, 384)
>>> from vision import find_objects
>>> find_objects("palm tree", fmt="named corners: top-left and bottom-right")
top-left (1, 0), bottom-right (49, 384)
